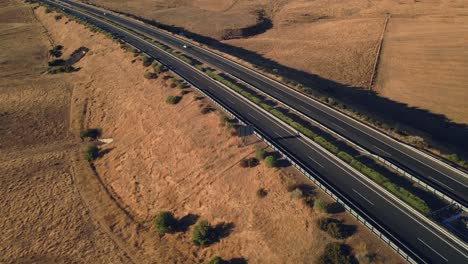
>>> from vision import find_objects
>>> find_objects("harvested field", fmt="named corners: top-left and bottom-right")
top-left (375, 16), bottom-right (468, 124)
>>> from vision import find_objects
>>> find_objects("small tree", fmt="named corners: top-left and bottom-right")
top-left (84, 145), bottom-right (99, 161)
top-left (264, 155), bottom-right (277, 168)
top-left (166, 95), bottom-right (181, 105)
top-left (152, 62), bottom-right (162, 74)
top-left (317, 242), bottom-right (353, 264)
top-left (256, 188), bottom-right (268, 198)
top-left (54, 14), bottom-right (62, 20)
top-left (255, 147), bottom-right (267, 160)
top-left (144, 71), bottom-right (157, 79)
top-left (192, 220), bottom-right (211, 247)
top-left (153, 211), bottom-right (177, 234)
top-left (314, 199), bottom-right (328, 213)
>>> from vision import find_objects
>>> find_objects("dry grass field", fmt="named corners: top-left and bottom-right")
top-left (375, 15), bottom-right (468, 124)
top-left (1, 0), bottom-right (402, 262)
top-left (87, 0), bottom-right (468, 128)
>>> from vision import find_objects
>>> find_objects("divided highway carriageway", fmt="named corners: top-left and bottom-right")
top-left (40, 0), bottom-right (468, 263)
top-left (58, 0), bottom-right (468, 210)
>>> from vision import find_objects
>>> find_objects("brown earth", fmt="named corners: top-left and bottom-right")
top-left (87, 0), bottom-right (468, 125)
top-left (1, 0), bottom-right (402, 263)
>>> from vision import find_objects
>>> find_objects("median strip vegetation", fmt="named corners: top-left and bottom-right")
top-left (162, 53), bottom-right (432, 214)
top-left (37, 0), bottom-right (433, 215)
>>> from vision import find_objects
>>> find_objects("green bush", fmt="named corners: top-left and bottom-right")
top-left (166, 95), bottom-right (181, 105)
top-left (153, 211), bottom-right (177, 234)
top-left (84, 145), bottom-right (99, 161)
top-left (54, 14), bottom-right (62, 20)
top-left (144, 71), bottom-right (157, 79)
top-left (317, 242), bottom-right (353, 264)
top-left (337, 151), bottom-right (353, 163)
top-left (264, 155), bottom-right (277, 168)
top-left (255, 147), bottom-right (267, 160)
top-left (44, 6), bottom-right (52, 13)
top-left (219, 115), bottom-right (229, 126)
top-left (140, 55), bottom-right (152, 67)
top-left (206, 256), bottom-right (224, 264)
top-left (152, 62), bottom-right (162, 74)
top-left (80, 128), bottom-right (101, 139)
top-left (256, 188), bottom-right (268, 198)
top-left (192, 220), bottom-right (211, 247)
top-left (314, 199), bottom-right (328, 213)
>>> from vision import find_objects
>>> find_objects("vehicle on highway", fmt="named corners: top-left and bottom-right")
top-left (183, 44), bottom-right (188, 49)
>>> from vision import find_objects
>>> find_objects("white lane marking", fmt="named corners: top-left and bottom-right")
top-left (308, 156), bottom-right (324, 168)
top-left (248, 108), bottom-right (467, 258)
top-left (418, 238), bottom-right (449, 262)
top-left (352, 189), bottom-right (374, 205)
top-left (247, 113), bottom-right (257, 120)
top-left (299, 105), bottom-right (309, 112)
top-left (75, 9), bottom-right (467, 255)
top-left (227, 98), bottom-right (236, 105)
top-left (275, 132), bottom-right (283, 138)
top-left (330, 122), bottom-right (345, 131)
top-left (373, 145), bottom-right (391, 156)
top-left (428, 176), bottom-right (454, 191)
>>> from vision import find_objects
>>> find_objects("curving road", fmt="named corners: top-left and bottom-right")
top-left (57, 0), bottom-right (468, 209)
top-left (40, 0), bottom-right (468, 262)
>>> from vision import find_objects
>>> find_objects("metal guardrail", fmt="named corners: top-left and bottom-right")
top-left (44, 3), bottom-right (421, 262)
top-left (82, 3), bottom-right (466, 212)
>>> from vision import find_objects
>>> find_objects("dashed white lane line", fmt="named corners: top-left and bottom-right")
top-left (352, 189), bottom-right (374, 206)
top-left (308, 156), bottom-right (324, 168)
top-left (373, 145), bottom-right (391, 156)
top-left (247, 113), bottom-right (257, 120)
top-left (330, 122), bottom-right (345, 131)
top-left (418, 238), bottom-right (448, 262)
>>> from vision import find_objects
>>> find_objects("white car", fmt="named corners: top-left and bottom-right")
top-left (183, 45), bottom-right (188, 49)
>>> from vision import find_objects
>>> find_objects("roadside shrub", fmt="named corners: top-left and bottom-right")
top-left (84, 145), bottom-right (99, 161)
top-left (255, 147), bottom-right (267, 160)
top-left (170, 82), bottom-right (177, 88)
top-left (206, 256), bottom-right (224, 264)
top-left (317, 218), bottom-right (350, 239)
top-left (219, 115), bottom-right (229, 126)
top-left (152, 62), bottom-right (162, 74)
top-left (317, 242), bottom-right (354, 264)
top-left (192, 220), bottom-right (211, 247)
top-left (264, 155), bottom-right (277, 168)
top-left (144, 71), bottom-right (157, 79)
top-left (200, 106), bottom-right (212, 115)
top-left (337, 151), bottom-right (353, 163)
top-left (80, 128), bottom-right (101, 139)
top-left (44, 6), bottom-right (52, 13)
top-left (256, 188), bottom-right (268, 198)
top-left (54, 14), bottom-right (62, 20)
top-left (314, 199), bottom-right (328, 213)
top-left (240, 157), bottom-right (259, 168)
top-left (140, 55), bottom-right (152, 67)
top-left (153, 211), bottom-right (177, 234)
top-left (166, 95), bottom-right (181, 105)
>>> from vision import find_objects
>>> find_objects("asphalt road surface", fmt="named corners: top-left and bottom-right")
top-left (40, 0), bottom-right (468, 262)
top-left (57, 0), bottom-right (468, 209)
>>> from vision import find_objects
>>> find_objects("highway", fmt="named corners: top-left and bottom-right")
top-left (57, 0), bottom-right (468, 209)
top-left (40, 0), bottom-right (468, 262)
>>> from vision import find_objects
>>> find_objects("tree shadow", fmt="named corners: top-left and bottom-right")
top-left (177, 213), bottom-right (199, 232)
top-left (226, 257), bottom-right (248, 264)
top-left (104, 9), bottom-right (468, 159)
top-left (210, 222), bottom-right (235, 244)
top-left (327, 202), bottom-right (345, 214)
top-left (98, 147), bottom-right (113, 158)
